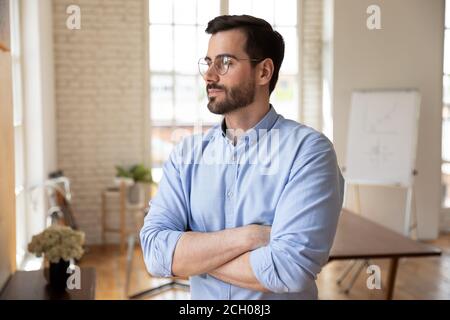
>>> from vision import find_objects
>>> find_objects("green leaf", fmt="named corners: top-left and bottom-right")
top-left (115, 164), bottom-right (153, 183)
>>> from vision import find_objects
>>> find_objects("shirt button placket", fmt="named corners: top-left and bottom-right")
top-left (224, 145), bottom-right (237, 229)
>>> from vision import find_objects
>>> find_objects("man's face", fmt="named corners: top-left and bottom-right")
top-left (203, 29), bottom-right (257, 115)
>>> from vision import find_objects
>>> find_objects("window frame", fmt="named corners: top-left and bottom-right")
top-left (10, 0), bottom-right (28, 269)
top-left (441, 0), bottom-right (450, 228)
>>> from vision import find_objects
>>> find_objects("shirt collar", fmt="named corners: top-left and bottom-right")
top-left (218, 104), bottom-right (279, 144)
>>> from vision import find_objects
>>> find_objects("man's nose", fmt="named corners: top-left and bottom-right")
top-left (202, 64), bottom-right (220, 83)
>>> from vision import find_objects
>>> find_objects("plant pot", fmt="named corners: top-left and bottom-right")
top-left (47, 259), bottom-right (71, 291)
top-left (114, 177), bottom-right (134, 187)
top-left (128, 183), bottom-right (143, 204)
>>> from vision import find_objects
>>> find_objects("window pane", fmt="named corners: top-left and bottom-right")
top-left (14, 126), bottom-right (24, 188)
top-left (229, 0), bottom-right (252, 15)
top-left (150, 25), bottom-right (173, 71)
top-left (197, 75), bottom-right (209, 119)
top-left (15, 190), bottom-right (27, 268)
top-left (271, 75), bottom-right (299, 121)
top-left (151, 127), bottom-right (178, 167)
top-left (442, 163), bottom-right (450, 207)
top-left (198, 76), bottom-right (222, 124)
top-left (151, 75), bottom-right (174, 123)
top-left (446, 0), bottom-right (450, 29)
top-left (197, 0), bottom-right (220, 27)
top-left (149, 0), bottom-right (173, 24)
top-left (443, 103), bottom-right (450, 207)
top-left (12, 59), bottom-right (22, 126)
top-left (444, 75), bottom-right (450, 105)
top-left (10, 0), bottom-right (22, 127)
top-left (174, 0), bottom-right (196, 24)
top-left (151, 126), bottom-right (194, 168)
top-left (444, 29), bottom-right (450, 75)
top-left (276, 26), bottom-right (298, 74)
top-left (197, 26), bottom-right (210, 62)
top-left (174, 26), bottom-right (197, 74)
top-left (251, 0), bottom-right (274, 24)
top-left (174, 75), bottom-right (198, 123)
top-left (10, 0), bottom-right (21, 55)
top-left (229, 0), bottom-right (274, 24)
top-left (443, 106), bottom-right (450, 161)
top-left (274, 0), bottom-right (296, 26)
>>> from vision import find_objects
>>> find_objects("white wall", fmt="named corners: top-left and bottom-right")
top-left (331, 0), bottom-right (445, 239)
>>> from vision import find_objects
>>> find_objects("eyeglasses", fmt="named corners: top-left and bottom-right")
top-left (198, 55), bottom-right (263, 76)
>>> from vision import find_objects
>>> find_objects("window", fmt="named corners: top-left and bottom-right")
top-left (10, 0), bottom-right (27, 268)
top-left (228, 0), bottom-right (299, 122)
top-left (149, 0), bottom-right (221, 181)
top-left (149, 0), bottom-right (300, 181)
top-left (443, 0), bottom-right (450, 208)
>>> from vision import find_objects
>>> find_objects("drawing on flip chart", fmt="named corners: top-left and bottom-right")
top-left (345, 90), bottom-right (420, 187)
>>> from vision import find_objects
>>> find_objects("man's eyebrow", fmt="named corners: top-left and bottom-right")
top-left (204, 53), bottom-right (239, 61)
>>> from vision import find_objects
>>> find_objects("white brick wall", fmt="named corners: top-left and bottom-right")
top-left (301, 0), bottom-right (323, 131)
top-left (53, 0), bottom-right (147, 244)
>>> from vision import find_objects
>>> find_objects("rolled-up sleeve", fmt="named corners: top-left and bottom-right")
top-left (140, 145), bottom-right (189, 278)
top-left (250, 133), bottom-right (345, 293)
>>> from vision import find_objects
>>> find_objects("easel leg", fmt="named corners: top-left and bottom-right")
top-left (404, 187), bottom-right (414, 236)
top-left (354, 184), bottom-right (361, 214)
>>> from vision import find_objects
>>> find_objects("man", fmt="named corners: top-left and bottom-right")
top-left (140, 15), bottom-right (344, 299)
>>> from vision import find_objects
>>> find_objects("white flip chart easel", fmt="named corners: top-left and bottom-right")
top-left (343, 89), bottom-right (421, 237)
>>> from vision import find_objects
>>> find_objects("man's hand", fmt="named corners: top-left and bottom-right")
top-left (172, 224), bottom-right (271, 278)
top-left (205, 225), bottom-right (272, 292)
top-left (244, 224), bottom-right (272, 250)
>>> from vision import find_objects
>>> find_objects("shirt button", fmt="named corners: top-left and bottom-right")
top-left (227, 191), bottom-right (233, 197)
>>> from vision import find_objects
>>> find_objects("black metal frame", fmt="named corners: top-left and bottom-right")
top-left (128, 280), bottom-right (189, 299)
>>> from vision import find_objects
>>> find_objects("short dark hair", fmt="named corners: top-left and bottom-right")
top-left (205, 15), bottom-right (285, 94)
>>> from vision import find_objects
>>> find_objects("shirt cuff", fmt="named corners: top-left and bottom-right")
top-left (249, 245), bottom-right (289, 293)
top-left (154, 230), bottom-right (184, 277)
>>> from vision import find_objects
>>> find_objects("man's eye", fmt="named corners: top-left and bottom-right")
top-left (223, 57), bottom-right (232, 65)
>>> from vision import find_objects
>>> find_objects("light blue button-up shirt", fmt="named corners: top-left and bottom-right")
top-left (140, 105), bottom-right (344, 300)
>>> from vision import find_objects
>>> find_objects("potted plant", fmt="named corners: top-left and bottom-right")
top-left (115, 163), bottom-right (153, 204)
top-left (28, 225), bottom-right (85, 291)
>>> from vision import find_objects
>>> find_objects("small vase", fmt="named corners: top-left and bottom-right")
top-left (128, 183), bottom-right (143, 204)
top-left (48, 259), bottom-right (71, 291)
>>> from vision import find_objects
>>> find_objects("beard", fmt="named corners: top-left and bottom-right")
top-left (206, 78), bottom-right (256, 115)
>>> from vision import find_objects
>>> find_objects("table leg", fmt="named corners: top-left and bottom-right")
top-left (120, 182), bottom-right (126, 254)
top-left (101, 192), bottom-right (106, 245)
top-left (386, 257), bottom-right (399, 300)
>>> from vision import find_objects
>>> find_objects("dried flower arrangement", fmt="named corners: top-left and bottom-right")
top-left (28, 225), bottom-right (85, 263)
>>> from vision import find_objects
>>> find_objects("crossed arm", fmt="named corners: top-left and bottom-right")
top-left (171, 225), bottom-right (272, 292)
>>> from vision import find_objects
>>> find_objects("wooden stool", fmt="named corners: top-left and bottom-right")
top-left (101, 181), bottom-right (145, 253)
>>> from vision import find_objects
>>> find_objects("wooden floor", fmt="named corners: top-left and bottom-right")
top-left (79, 234), bottom-right (450, 300)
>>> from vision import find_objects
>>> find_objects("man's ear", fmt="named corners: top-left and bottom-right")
top-left (257, 58), bottom-right (274, 86)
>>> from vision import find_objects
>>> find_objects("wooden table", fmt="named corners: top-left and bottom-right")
top-left (0, 267), bottom-right (96, 300)
top-left (329, 209), bottom-right (442, 299)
